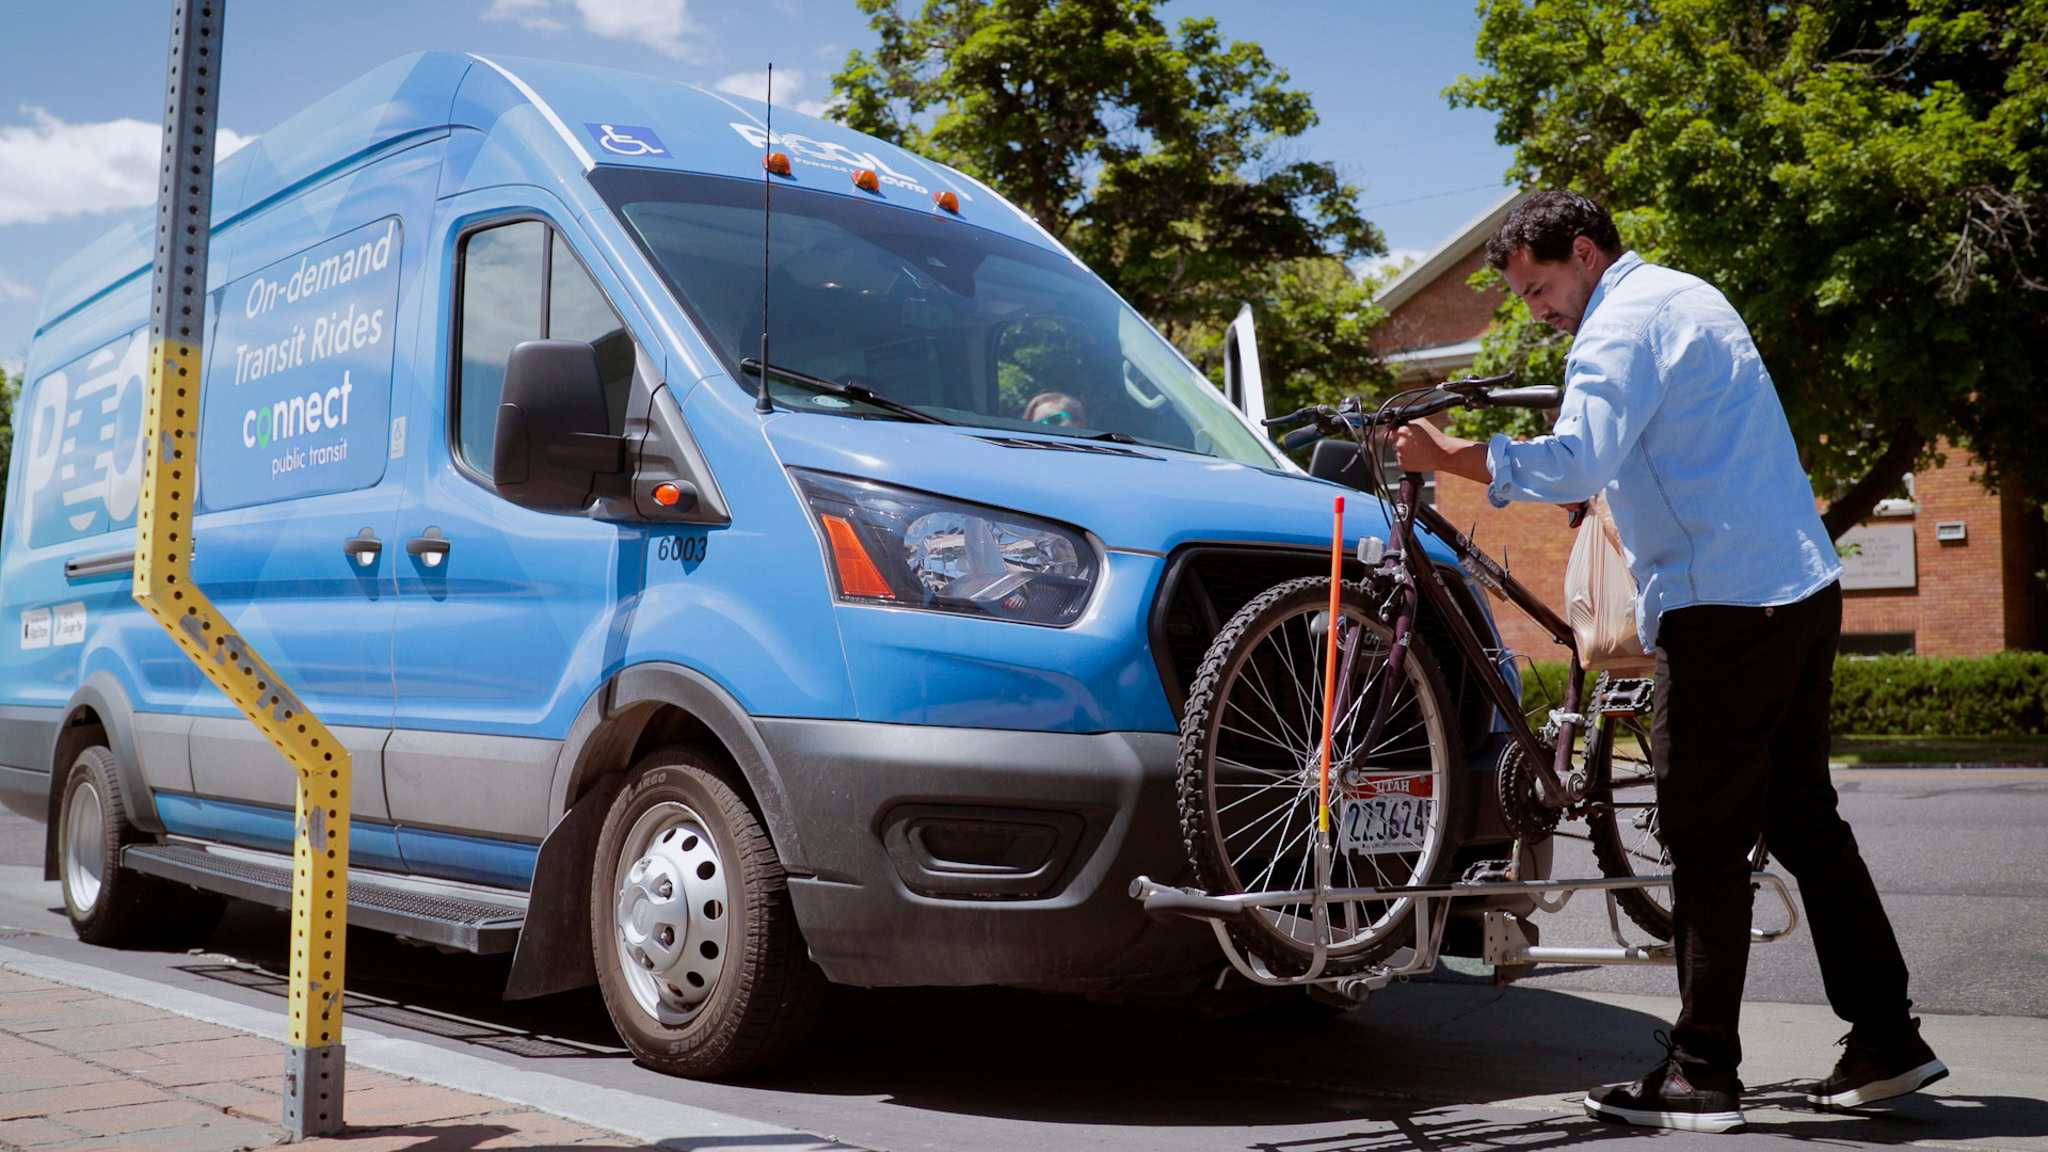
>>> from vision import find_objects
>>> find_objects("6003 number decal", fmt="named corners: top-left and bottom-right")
top-left (656, 535), bottom-right (707, 564)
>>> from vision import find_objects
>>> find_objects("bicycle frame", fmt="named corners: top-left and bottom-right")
top-left (1354, 468), bottom-right (1584, 810)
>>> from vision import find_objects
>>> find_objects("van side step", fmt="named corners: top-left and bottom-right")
top-left (123, 843), bottom-right (526, 954)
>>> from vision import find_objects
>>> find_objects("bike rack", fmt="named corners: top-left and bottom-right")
top-left (1130, 863), bottom-right (1802, 1006)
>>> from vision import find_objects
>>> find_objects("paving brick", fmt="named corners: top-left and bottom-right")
top-left (0, 1032), bottom-right (65, 1061)
top-left (0, 1052), bottom-right (119, 1091)
top-left (469, 1108), bottom-right (641, 1147)
top-left (0, 970), bottom-right (63, 995)
top-left (293, 1129), bottom-right (502, 1152)
top-left (135, 1035), bottom-right (279, 1064)
top-left (0, 992), bottom-right (114, 1025)
top-left (30, 1018), bottom-right (233, 1054)
top-left (339, 1081), bottom-right (512, 1127)
top-left (0, 1079), bottom-right (169, 1121)
top-left (59, 1099), bottom-right (236, 1137)
top-left (96, 1046), bottom-right (174, 1073)
top-left (0, 1114), bottom-right (84, 1147)
top-left (1, 1002), bottom-right (174, 1032)
top-left (179, 1079), bottom-right (277, 1114)
top-left (32, 1117), bottom-right (283, 1152)
top-left (339, 1068), bottom-right (407, 1091)
top-left (130, 1051), bottom-right (283, 1088)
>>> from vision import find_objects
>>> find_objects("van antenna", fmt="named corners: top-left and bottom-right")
top-left (754, 64), bottom-right (776, 415)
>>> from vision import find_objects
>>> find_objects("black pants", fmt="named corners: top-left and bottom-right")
top-left (1652, 582), bottom-right (1912, 1087)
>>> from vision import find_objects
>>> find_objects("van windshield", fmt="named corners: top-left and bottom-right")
top-left (591, 168), bottom-right (1280, 466)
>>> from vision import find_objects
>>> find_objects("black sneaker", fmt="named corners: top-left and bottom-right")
top-left (1585, 1036), bottom-right (1746, 1134)
top-left (1808, 1019), bottom-right (1948, 1110)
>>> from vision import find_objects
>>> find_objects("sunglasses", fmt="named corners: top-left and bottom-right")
top-left (1033, 409), bottom-right (1078, 426)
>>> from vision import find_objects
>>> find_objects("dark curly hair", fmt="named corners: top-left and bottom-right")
top-left (1483, 189), bottom-right (1622, 269)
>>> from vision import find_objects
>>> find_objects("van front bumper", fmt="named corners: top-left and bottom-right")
top-left (757, 718), bottom-right (1214, 990)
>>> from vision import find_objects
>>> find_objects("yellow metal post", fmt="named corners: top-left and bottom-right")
top-left (134, 1), bottom-right (351, 1137)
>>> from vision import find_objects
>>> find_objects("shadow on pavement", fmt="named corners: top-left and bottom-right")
top-left (1742, 1082), bottom-right (2048, 1146)
top-left (151, 901), bottom-right (2048, 1149)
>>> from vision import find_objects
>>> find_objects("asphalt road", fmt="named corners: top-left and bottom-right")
top-left (2, 768), bottom-right (2044, 1151)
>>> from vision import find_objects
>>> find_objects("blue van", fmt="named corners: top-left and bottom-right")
top-left (0, 53), bottom-right (1524, 1074)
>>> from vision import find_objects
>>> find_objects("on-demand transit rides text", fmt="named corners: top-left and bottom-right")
top-left (200, 217), bottom-right (401, 509)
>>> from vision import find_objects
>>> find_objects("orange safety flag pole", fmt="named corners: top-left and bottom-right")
top-left (1318, 496), bottom-right (1345, 835)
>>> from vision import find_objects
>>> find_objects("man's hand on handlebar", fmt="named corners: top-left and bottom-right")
top-left (1391, 420), bottom-right (1453, 472)
top-left (1393, 420), bottom-right (1494, 486)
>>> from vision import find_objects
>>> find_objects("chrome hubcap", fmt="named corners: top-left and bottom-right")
top-left (613, 802), bottom-right (731, 1025)
top-left (63, 780), bottom-right (105, 912)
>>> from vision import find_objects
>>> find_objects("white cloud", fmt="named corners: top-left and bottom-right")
top-left (712, 69), bottom-right (835, 118)
top-left (485, 0), bottom-right (702, 60)
top-left (0, 267), bottom-right (32, 302)
top-left (0, 107), bottom-right (253, 227)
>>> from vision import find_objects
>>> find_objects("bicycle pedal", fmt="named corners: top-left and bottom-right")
top-left (1596, 677), bottom-right (1655, 715)
top-left (1461, 858), bottom-right (1513, 885)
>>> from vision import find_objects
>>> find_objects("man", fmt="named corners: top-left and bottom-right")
top-left (1394, 190), bottom-right (1944, 1133)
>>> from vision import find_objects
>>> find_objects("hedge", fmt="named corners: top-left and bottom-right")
top-left (1518, 652), bottom-right (2048, 737)
top-left (1830, 651), bottom-right (2048, 736)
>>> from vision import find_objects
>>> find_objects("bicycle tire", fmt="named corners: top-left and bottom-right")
top-left (1583, 709), bottom-right (1675, 940)
top-left (1177, 575), bottom-right (1465, 976)
top-left (1584, 702), bottom-right (1770, 942)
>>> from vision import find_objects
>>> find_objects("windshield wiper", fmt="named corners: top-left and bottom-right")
top-left (740, 358), bottom-right (952, 425)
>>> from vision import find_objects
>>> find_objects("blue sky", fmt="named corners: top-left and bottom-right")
top-left (0, 0), bottom-right (1515, 373)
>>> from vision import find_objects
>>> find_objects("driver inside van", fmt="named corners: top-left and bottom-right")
top-left (1023, 391), bottom-right (1086, 427)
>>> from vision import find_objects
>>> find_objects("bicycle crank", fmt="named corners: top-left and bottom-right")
top-left (1495, 740), bottom-right (1562, 841)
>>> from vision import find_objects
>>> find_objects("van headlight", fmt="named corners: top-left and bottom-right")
top-left (792, 469), bottom-right (1098, 625)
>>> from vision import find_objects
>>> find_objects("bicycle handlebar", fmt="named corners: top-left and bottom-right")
top-left (1476, 385), bottom-right (1564, 409)
top-left (1266, 373), bottom-right (1562, 450)
top-left (1280, 423), bottom-right (1328, 451)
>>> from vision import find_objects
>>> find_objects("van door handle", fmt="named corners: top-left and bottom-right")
top-left (342, 529), bottom-right (382, 567)
top-left (405, 526), bottom-right (450, 568)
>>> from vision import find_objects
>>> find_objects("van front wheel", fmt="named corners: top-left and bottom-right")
top-left (590, 747), bottom-right (823, 1078)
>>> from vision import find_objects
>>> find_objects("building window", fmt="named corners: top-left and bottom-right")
top-left (1839, 631), bottom-right (1915, 657)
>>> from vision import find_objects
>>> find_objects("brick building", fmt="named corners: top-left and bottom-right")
top-left (1370, 193), bottom-right (2043, 659)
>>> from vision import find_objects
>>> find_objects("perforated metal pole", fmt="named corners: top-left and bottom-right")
top-left (136, 1), bottom-right (351, 1137)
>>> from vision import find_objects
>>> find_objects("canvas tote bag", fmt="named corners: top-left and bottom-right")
top-left (1564, 493), bottom-right (1656, 674)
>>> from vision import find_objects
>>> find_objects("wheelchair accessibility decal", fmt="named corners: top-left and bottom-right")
top-left (584, 123), bottom-right (669, 157)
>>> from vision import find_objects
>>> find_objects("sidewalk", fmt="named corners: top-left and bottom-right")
top-left (0, 964), bottom-right (641, 1152)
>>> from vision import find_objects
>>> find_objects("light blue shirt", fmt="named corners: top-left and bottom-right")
top-left (1485, 251), bottom-right (1840, 651)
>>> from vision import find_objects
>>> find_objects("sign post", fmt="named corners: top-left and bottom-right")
top-left (133, 2), bottom-right (352, 1137)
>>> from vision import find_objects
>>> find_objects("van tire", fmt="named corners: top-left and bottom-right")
top-left (591, 746), bottom-right (823, 1078)
top-left (58, 746), bottom-right (224, 948)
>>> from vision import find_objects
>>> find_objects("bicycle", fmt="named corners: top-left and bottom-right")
top-left (1167, 374), bottom-right (1707, 979)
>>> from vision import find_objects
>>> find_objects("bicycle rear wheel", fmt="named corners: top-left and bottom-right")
top-left (1177, 575), bottom-right (1464, 976)
top-left (1584, 700), bottom-right (1769, 942)
top-left (1584, 708), bottom-right (1675, 940)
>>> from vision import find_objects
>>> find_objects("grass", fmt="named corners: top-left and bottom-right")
top-left (1829, 734), bottom-right (2048, 766)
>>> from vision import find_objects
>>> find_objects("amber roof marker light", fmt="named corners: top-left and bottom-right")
top-left (762, 151), bottom-right (792, 176)
top-left (852, 167), bottom-right (881, 193)
top-left (932, 189), bottom-right (960, 213)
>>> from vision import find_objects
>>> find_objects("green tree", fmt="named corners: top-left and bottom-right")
top-left (1447, 0), bottom-right (2048, 536)
top-left (831, 0), bottom-right (1393, 416)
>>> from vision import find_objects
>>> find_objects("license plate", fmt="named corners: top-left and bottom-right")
top-left (1337, 774), bottom-right (1433, 855)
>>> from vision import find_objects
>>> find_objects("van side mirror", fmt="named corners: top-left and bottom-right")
top-left (493, 339), bottom-right (626, 513)
top-left (1307, 437), bottom-right (1373, 490)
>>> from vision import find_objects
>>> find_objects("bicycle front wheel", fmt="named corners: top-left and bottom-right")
top-left (1177, 575), bottom-right (1464, 975)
